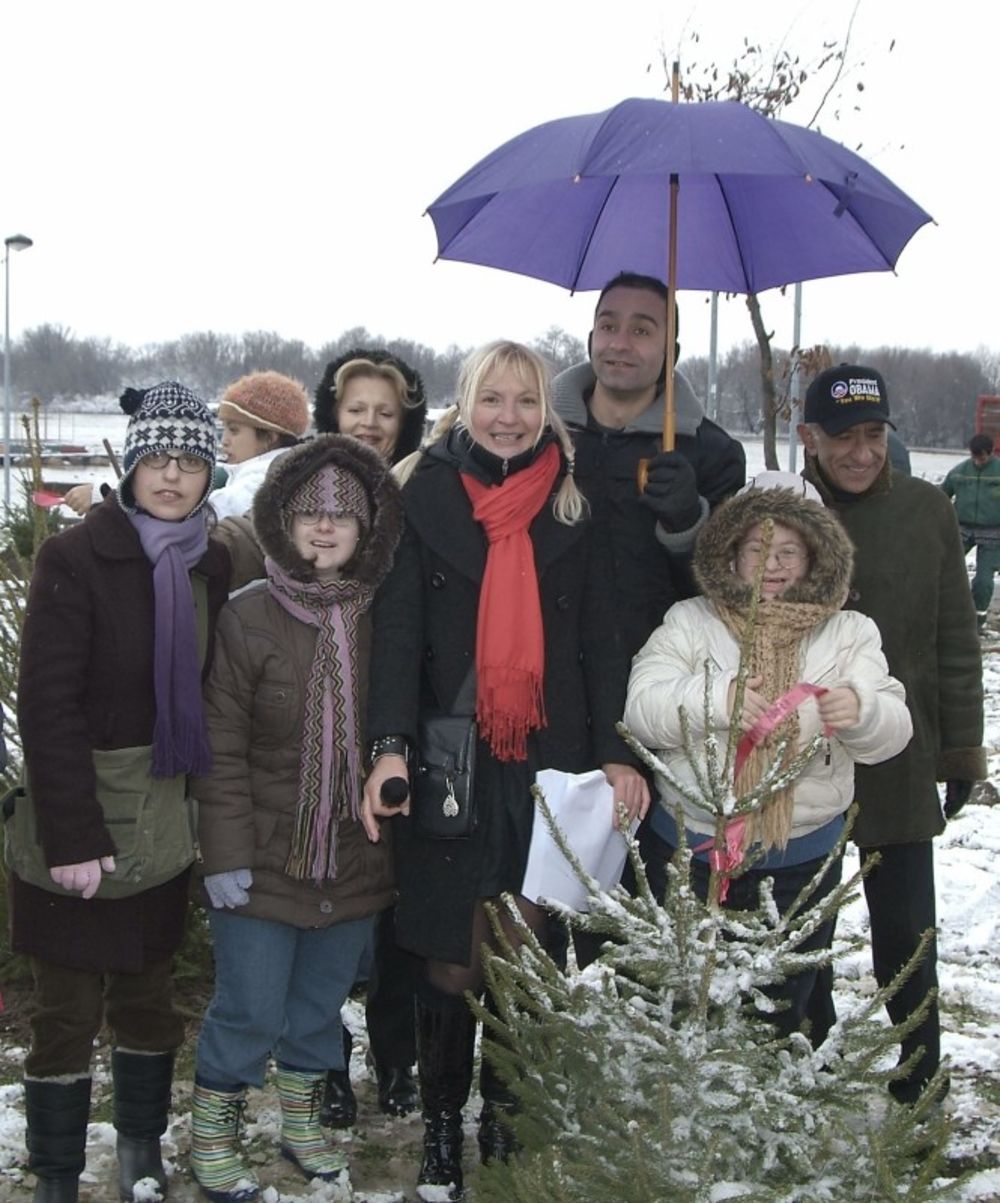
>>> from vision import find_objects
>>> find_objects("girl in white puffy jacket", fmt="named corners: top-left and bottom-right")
top-left (624, 473), bottom-right (912, 1043)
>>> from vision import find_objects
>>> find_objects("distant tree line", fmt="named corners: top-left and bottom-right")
top-left (4, 323), bottom-right (586, 415)
top-left (5, 322), bottom-right (999, 449)
top-left (683, 342), bottom-right (1000, 450)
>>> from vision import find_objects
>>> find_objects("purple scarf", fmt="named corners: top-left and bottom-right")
top-left (265, 557), bottom-right (373, 884)
top-left (129, 511), bottom-right (212, 777)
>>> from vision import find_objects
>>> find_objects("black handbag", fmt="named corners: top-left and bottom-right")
top-left (411, 669), bottom-right (478, 839)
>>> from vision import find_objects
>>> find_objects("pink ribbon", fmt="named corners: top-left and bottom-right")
top-left (696, 682), bottom-right (830, 902)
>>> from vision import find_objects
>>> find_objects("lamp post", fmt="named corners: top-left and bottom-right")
top-left (3, 233), bottom-right (34, 508)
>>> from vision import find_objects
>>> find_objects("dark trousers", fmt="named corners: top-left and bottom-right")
top-left (25, 955), bottom-right (184, 1079)
top-left (687, 843), bottom-right (842, 1043)
top-left (642, 826), bottom-right (841, 1044)
top-left (859, 840), bottom-right (940, 1101)
top-left (365, 906), bottom-right (419, 1069)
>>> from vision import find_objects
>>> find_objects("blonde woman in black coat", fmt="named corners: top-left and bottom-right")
top-left (362, 340), bottom-right (647, 1201)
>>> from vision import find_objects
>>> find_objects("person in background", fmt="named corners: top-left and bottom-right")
top-left (10, 382), bottom-right (230, 1203)
top-left (189, 435), bottom-right (402, 1202)
top-left (209, 370), bottom-right (311, 519)
top-left (363, 340), bottom-right (646, 1201)
top-left (61, 370), bottom-right (310, 521)
top-left (312, 347), bottom-right (428, 1125)
top-left (314, 347), bottom-right (427, 465)
top-left (551, 270), bottom-right (745, 907)
top-left (625, 473), bottom-right (912, 1043)
top-left (798, 363), bottom-right (985, 1105)
top-left (941, 432), bottom-right (1000, 630)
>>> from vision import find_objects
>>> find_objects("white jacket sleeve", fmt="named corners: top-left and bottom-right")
top-left (830, 613), bottom-right (912, 765)
top-left (624, 602), bottom-right (735, 751)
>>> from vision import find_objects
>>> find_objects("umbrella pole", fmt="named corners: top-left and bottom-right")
top-left (663, 61), bottom-right (680, 453)
top-left (663, 174), bottom-right (678, 452)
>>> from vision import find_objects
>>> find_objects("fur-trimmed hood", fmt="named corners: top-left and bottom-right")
top-left (694, 486), bottom-right (854, 609)
top-left (313, 347), bottom-right (428, 465)
top-left (251, 434), bottom-right (403, 586)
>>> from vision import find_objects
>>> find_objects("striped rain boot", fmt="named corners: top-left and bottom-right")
top-left (275, 1066), bottom-right (350, 1185)
top-left (189, 1082), bottom-right (259, 1203)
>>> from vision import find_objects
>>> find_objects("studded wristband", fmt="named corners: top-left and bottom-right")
top-left (369, 735), bottom-right (410, 765)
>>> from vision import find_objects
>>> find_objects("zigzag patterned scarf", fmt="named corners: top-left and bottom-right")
top-left (265, 558), bottom-right (373, 883)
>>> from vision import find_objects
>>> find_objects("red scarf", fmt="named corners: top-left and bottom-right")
top-left (461, 442), bottom-right (561, 761)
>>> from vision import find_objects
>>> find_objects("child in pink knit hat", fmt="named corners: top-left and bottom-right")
top-left (211, 371), bottom-right (311, 519)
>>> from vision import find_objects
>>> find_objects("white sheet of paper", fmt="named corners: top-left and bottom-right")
top-left (521, 768), bottom-right (636, 911)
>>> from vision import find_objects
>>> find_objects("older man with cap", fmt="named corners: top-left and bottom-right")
top-left (798, 363), bottom-right (985, 1105)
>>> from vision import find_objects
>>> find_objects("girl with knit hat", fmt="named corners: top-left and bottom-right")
top-left (210, 370), bottom-right (311, 520)
top-left (624, 473), bottom-right (912, 1043)
top-left (362, 340), bottom-right (645, 1201)
top-left (11, 382), bottom-right (231, 1203)
top-left (188, 435), bottom-right (402, 1201)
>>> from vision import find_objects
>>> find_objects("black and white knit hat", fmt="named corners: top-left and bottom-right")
top-left (117, 381), bottom-right (218, 516)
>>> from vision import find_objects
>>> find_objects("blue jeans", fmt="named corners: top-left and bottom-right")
top-left (196, 909), bottom-right (374, 1089)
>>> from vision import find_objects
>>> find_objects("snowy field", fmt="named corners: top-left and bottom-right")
top-left (1, 426), bottom-right (997, 1200)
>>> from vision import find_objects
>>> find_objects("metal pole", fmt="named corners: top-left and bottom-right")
top-left (3, 233), bottom-right (33, 509)
top-left (787, 282), bottom-right (803, 473)
top-left (3, 249), bottom-right (11, 509)
top-left (707, 291), bottom-right (719, 420)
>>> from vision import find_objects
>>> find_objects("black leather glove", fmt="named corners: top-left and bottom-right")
top-left (639, 452), bottom-right (701, 532)
top-left (943, 779), bottom-right (973, 820)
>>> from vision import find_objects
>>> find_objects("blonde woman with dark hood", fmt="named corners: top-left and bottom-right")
top-left (625, 473), bottom-right (912, 1044)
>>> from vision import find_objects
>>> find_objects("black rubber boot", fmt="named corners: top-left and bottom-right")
top-left (477, 993), bottom-right (521, 1166)
top-left (112, 1050), bottom-right (172, 1200)
top-left (23, 1077), bottom-right (91, 1203)
top-left (415, 991), bottom-right (476, 1202)
top-left (477, 1058), bottom-right (520, 1166)
top-left (319, 1025), bottom-right (357, 1130)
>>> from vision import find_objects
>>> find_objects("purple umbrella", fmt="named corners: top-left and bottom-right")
top-left (428, 94), bottom-right (931, 450)
top-left (428, 96), bottom-right (932, 296)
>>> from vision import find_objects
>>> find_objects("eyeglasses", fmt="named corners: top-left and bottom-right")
top-left (293, 512), bottom-right (358, 527)
top-left (737, 542), bottom-right (807, 568)
top-left (140, 452), bottom-right (208, 474)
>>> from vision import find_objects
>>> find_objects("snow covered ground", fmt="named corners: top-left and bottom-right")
top-left (1, 435), bottom-right (997, 1200)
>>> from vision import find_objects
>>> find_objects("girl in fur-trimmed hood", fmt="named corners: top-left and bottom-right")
top-left (190, 434), bottom-right (403, 1199)
top-left (625, 472), bottom-right (912, 1042)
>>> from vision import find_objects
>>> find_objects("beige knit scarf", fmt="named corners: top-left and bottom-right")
top-left (714, 597), bottom-right (837, 850)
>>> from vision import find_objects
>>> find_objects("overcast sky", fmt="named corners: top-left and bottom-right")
top-left (2, 0), bottom-right (996, 369)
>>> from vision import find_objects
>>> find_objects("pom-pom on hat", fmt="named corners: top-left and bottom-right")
top-left (804, 363), bottom-right (895, 435)
top-left (219, 371), bottom-right (311, 439)
top-left (117, 381), bottom-right (217, 516)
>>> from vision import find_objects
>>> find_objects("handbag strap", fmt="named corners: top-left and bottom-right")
top-left (452, 665), bottom-right (477, 718)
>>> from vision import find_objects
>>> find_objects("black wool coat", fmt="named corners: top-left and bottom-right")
top-left (368, 437), bottom-right (633, 965)
top-left (11, 496), bottom-right (230, 972)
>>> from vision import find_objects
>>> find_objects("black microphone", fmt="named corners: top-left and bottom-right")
top-left (380, 776), bottom-right (410, 810)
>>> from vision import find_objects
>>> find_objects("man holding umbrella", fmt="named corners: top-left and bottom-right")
top-left (552, 271), bottom-right (746, 667)
top-left (798, 363), bottom-right (985, 1105)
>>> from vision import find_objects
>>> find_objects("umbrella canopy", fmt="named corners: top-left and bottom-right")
top-left (427, 96), bottom-right (933, 296)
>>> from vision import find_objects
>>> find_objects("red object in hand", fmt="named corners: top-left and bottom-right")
top-left (32, 490), bottom-right (66, 508)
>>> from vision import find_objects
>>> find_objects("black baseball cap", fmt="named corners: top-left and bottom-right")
top-left (804, 364), bottom-right (895, 435)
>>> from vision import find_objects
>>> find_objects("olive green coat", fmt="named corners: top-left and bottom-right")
top-left (802, 459), bottom-right (986, 847)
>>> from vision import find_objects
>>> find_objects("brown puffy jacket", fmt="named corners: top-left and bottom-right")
top-left (192, 433), bottom-right (404, 928)
top-left (193, 586), bottom-right (394, 927)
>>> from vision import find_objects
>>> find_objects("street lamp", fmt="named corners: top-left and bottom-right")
top-left (4, 232), bottom-right (34, 508)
